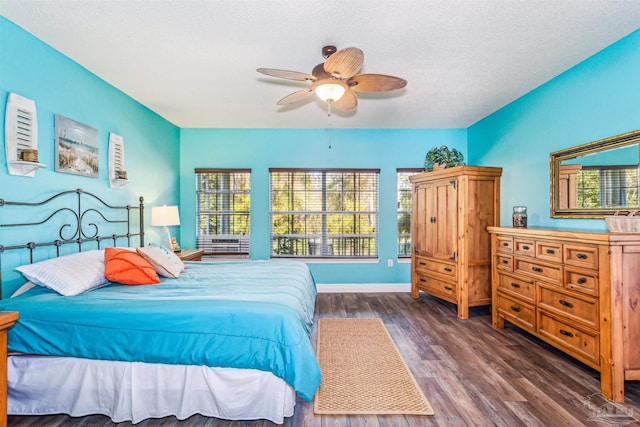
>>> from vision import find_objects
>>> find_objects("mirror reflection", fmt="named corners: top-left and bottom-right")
top-left (551, 129), bottom-right (640, 218)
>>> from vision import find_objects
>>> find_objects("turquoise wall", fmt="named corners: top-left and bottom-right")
top-left (0, 17), bottom-right (180, 297)
top-left (468, 30), bottom-right (640, 230)
top-left (2, 15), bottom-right (638, 293)
top-left (179, 128), bottom-right (467, 284)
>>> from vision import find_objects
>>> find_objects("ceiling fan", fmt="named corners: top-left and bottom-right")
top-left (257, 45), bottom-right (407, 113)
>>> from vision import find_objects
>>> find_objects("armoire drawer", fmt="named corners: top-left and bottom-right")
top-left (496, 293), bottom-right (535, 332)
top-left (538, 285), bottom-right (598, 329)
top-left (415, 257), bottom-right (457, 281)
top-left (497, 273), bottom-right (535, 303)
top-left (514, 258), bottom-right (562, 284)
top-left (414, 274), bottom-right (456, 299)
top-left (538, 312), bottom-right (599, 367)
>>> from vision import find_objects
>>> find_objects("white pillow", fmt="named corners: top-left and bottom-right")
top-left (16, 250), bottom-right (108, 296)
top-left (136, 244), bottom-right (185, 279)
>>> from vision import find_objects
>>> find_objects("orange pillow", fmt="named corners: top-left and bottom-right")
top-left (104, 247), bottom-right (160, 285)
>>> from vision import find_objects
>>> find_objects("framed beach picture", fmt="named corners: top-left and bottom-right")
top-left (54, 114), bottom-right (99, 178)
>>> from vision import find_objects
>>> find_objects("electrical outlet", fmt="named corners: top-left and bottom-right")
top-left (387, 259), bottom-right (393, 267)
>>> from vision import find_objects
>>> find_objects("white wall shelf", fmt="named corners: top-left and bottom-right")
top-left (108, 133), bottom-right (128, 188)
top-left (5, 93), bottom-right (46, 177)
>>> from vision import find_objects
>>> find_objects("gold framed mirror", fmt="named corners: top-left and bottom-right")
top-left (550, 129), bottom-right (640, 218)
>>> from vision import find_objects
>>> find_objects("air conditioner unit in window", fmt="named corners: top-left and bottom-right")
top-left (198, 234), bottom-right (249, 256)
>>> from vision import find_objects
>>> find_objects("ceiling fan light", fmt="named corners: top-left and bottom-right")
top-left (312, 79), bottom-right (348, 103)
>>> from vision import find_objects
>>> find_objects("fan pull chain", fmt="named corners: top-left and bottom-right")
top-left (327, 102), bottom-right (333, 149)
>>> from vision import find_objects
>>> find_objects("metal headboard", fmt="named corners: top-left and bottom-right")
top-left (0, 188), bottom-right (144, 297)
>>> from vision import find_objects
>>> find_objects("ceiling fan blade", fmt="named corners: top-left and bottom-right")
top-left (257, 68), bottom-right (316, 82)
top-left (331, 89), bottom-right (358, 112)
top-left (350, 74), bottom-right (408, 92)
top-left (324, 47), bottom-right (364, 79)
top-left (277, 89), bottom-right (315, 105)
top-left (312, 63), bottom-right (331, 80)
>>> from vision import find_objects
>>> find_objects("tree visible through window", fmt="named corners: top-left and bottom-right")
top-left (270, 169), bottom-right (379, 258)
top-left (397, 169), bottom-right (422, 257)
top-left (195, 169), bottom-right (250, 257)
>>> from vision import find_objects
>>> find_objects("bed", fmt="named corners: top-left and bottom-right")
top-left (0, 189), bottom-right (321, 424)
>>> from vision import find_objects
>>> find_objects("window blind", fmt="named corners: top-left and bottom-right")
top-left (397, 168), bottom-right (422, 257)
top-left (195, 169), bottom-right (251, 257)
top-left (270, 168), bottom-right (379, 258)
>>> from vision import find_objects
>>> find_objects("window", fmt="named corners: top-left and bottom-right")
top-left (397, 169), bottom-right (422, 257)
top-left (577, 166), bottom-right (639, 208)
top-left (195, 169), bottom-right (250, 257)
top-left (270, 169), bottom-right (379, 258)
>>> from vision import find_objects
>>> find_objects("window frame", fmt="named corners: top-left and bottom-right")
top-left (269, 168), bottom-right (380, 260)
top-left (195, 168), bottom-right (251, 258)
top-left (397, 168), bottom-right (423, 259)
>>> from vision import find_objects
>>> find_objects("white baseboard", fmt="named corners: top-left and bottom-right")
top-left (316, 283), bottom-right (411, 293)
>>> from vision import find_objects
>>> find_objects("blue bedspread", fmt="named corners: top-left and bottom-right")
top-left (0, 260), bottom-right (321, 401)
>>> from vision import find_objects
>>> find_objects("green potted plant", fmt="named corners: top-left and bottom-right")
top-left (425, 145), bottom-right (464, 171)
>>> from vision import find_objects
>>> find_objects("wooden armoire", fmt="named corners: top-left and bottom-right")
top-left (410, 166), bottom-right (502, 319)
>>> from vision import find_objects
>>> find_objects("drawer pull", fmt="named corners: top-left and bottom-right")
top-left (419, 278), bottom-right (426, 282)
top-left (522, 245), bottom-right (530, 250)
top-left (502, 242), bottom-right (509, 246)
top-left (577, 277), bottom-right (587, 285)
top-left (444, 286), bottom-right (453, 291)
top-left (576, 253), bottom-right (588, 260)
top-left (510, 306), bottom-right (521, 313)
top-left (444, 267), bottom-right (452, 272)
top-left (511, 282), bottom-right (521, 289)
top-left (546, 249), bottom-right (555, 254)
top-left (559, 299), bottom-right (574, 309)
top-left (559, 329), bottom-right (574, 338)
top-left (419, 261), bottom-right (426, 266)
top-left (532, 266), bottom-right (543, 273)
top-left (502, 259), bottom-right (509, 264)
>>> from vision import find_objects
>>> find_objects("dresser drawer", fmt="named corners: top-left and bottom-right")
top-left (538, 312), bottom-right (599, 367)
top-left (496, 293), bottom-right (535, 332)
top-left (564, 266), bottom-right (598, 297)
top-left (496, 236), bottom-right (513, 253)
top-left (496, 254), bottom-right (513, 272)
top-left (536, 241), bottom-right (563, 263)
top-left (564, 244), bottom-right (598, 270)
top-left (497, 273), bottom-right (535, 303)
top-left (414, 274), bottom-right (456, 299)
top-left (538, 285), bottom-right (598, 329)
top-left (415, 257), bottom-right (457, 281)
top-left (514, 238), bottom-right (535, 257)
top-left (514, 258), bottom-right (562, 284)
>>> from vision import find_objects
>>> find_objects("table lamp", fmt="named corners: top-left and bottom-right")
top-left (151, 205), bottom-right (180, 250)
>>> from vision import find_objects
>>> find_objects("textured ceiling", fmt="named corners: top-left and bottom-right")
top-left (1, 0), bottom-right (639, 129)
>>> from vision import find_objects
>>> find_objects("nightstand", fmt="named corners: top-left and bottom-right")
top-left (176, 249), bottom-right (204, 261)
top-left (0, 312), bottom-right (18, 427)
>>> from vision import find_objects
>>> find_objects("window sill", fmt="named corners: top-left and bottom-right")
top-left (272, 257), bottom-right (380, 264)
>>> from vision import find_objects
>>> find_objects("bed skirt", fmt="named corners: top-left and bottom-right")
top-left (8, 355), bottom-right (296, 424)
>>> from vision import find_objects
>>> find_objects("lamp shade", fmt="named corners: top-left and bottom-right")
top-left (151, 205), bottom-right (180, 227)
top-left (312, 79), bottom-right (348, 103)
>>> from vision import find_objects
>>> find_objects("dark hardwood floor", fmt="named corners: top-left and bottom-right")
top-left (8, 292), bottom-right (640, 426)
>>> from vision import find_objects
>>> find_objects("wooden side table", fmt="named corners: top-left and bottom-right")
top-left (176, 249), bottom-right (204, 261)
top-left (0, 312), bottom-right (18, 427)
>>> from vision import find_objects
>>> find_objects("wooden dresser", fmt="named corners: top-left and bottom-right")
top-left (488, 226), bottom-right (640, 402)
top-left (410, 166), bottom-right (502, 319)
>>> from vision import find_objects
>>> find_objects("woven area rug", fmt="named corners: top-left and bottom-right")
top-left (314, 317), bottom-right (434, 416)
